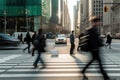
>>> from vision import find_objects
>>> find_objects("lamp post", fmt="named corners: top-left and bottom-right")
top-left (41, 2), bottom-right (47, 28)
top-left (25, 9), bottom-right (29, 31)
top-left (3, 11), bottom-right (7, 34)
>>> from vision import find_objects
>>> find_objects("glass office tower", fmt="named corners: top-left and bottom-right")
top-left (0, 0), bottom-right (42, 34)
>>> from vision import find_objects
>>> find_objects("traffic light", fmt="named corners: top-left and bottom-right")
top-left (104, 6), bottom-right (108, 12)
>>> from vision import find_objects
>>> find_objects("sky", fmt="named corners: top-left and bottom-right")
top-left (67, 0), bottom-right (79, 30)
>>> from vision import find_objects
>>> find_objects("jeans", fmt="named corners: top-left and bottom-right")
top-left (34, 51), bottom-right (45, 66)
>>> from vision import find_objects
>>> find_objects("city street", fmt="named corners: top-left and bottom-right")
top-left (0, 38), bottom-right (120, 80)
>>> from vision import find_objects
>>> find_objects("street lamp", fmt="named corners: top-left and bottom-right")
top-left (41, 2), bottom-right (47, 28)
top-left (3, 11), bottom-right (7, 34)
top-left (25, 9), bottom-right (29, 31)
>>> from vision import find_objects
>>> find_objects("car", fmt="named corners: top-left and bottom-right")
top-left (0, 33), bottom-right (20, 47)
top-left (46, 32), bottom-right (55, 39)
top-left (55, 34), bottom-right (67, 44)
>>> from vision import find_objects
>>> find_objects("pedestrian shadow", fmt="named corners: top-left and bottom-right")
top-left (71, 55), bottom-right (84, 79)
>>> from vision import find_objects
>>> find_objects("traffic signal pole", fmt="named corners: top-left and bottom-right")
top-left (102, 3), bottom-right (120, 12)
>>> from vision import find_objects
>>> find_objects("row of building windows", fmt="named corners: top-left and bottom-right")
top-left (6, 0), bottom-right (41, 6)
top-left (0, 0), bottom-right (41, 6)
top-left (93, 0), bottom-right (103, 3)
top-left (94, 11), bottom-right (103, 14)
top-left (93, 4), bottom-right (103, 7)
top-left (94, 8), bottom-right (103, 11)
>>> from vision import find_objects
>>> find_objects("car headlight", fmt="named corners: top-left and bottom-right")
top-left (55, 38), bottom-right (58, 41)
top-left (63, 38), bottom-right (67, 42)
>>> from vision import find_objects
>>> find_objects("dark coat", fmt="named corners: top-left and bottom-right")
top-left (24, 33), bottom-right (31, 43)
top-left (106, 35), bottom-right (112, 44)
top-left (88, 26), bottom-right (103, 50)
top-left (32, 34), bottom-right (37, 43)
top-left (35, 34), bottom-right (46, 52)
top-left (70, 33), bottom-right (75, 44)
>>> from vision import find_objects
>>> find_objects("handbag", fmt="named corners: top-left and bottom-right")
top-left (79, 31), bottom-right (90, 52)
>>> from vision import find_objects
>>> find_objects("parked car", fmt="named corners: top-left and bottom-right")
top-left (46, 32), bottom-right (55, 39)
top-left (55, 34), bottom-right (67, 44)
top-left (0, 33), bottom-right (20, 47)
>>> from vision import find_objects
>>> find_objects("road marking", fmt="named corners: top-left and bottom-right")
top-left (0, 64), bottom-right (17, 66)
top-left (0, 55), bottom-right (22, 63)
top-left (7, 68), bottom-right (120, 72)
top-left (18, 62), bottom-right (115, 65)
top-left (13, 65), bottom-right (118, 68)
top-left (0, 73), bottom-right (120, 77)
top-left (0, 70), bottom-right (5, 73)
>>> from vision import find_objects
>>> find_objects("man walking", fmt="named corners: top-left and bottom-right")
top-left (31, 31), bottom-right (37, 56)
top-left (33, 29), bottom-right (46, 69)
top-left (81, 16), bottom-right (115, 80)
top-left (23, 32), bottom-right (31, 53)
top-left (70, 31), bottom-right (75, 55)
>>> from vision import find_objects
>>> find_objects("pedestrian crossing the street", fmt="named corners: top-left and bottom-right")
top-left (0, 54), bottom-right (119, 78)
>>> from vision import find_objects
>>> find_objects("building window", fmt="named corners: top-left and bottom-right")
top-left (6, 0), bottom-right (25, 6)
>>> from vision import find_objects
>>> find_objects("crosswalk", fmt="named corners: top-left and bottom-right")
top-left (0, 54), bottom-right (119, 78)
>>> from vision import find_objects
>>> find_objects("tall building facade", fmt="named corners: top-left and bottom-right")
top-left (49, 0), bottom-right (59, 33)
top-left (51, 0), bottom-right (58, 24)
top-left (111, 0), bottom-right (120, 37)
top-left (41, 0), bottom-right (52, 32)
top-left (79, 0), bottom-right (89, 33)
top-left (59, 0), bottom-right (71, 33)
top-left (75, 1), bottom-right (80, 36)
top-left (89, 0), bottom-right (103, 33)
top-left (103, 0), bottom-right (113, 35)
top-left (0, 0), bottom-right (51, 34)
top-left (63, 0), bottom-right (71, 33)
top-left (73, 6), bottom-right (77, 32)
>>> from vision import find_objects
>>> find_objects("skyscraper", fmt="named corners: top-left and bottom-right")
top-left (89, 0), bottom-right (103, 32)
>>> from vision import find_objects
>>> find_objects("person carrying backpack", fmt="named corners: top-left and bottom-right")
top-left (33, 28), bottom-right (46, 69)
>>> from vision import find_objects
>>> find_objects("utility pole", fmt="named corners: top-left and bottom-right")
top-left (25, 9), bottom-right (29, 31)
top-left (3, 11), bottom-right (7, 34)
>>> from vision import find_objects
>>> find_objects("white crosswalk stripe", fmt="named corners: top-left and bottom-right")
top-left (0, 53), bottom-right (119, 78)
top-left (0, 62), bottom-right (119, 77)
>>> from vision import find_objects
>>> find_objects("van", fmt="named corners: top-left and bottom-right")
top-left (12, 32), bottom-right (34, 41)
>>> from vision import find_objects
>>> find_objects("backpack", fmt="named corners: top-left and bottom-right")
top-left (33, 38), bottom-right (39, 47)
top-left (79, 30), bottom-right (90, 52)
top-left (33, 34), bottom-right (46, 51)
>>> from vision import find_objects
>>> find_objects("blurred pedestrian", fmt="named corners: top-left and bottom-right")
top-left (70, 31), bottom-right (75, 56)
top-left (77, 33), bottom-right (84, 51)
top-left (31, 31), bottom-right (37, 56)
top-left (23, 32), bottom-right (31, 53)
top-left (106, 32), bottom-right (112, 49)
top-left (18, 34), bottom-right (20, 40)
top-left (33, 28), bottom-right (46, 69)
top-left (19, 34), bottom-right (24, 44)
top-left (81, 16), bottom-right (115, 80)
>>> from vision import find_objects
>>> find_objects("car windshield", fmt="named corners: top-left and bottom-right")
top-left (57, 34), bottom-right (66, 37)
